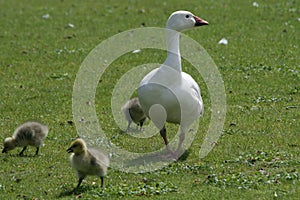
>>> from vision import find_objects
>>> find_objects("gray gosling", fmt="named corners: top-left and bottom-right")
top-left (122, 97), bottom-right (146, 132)
top-left (2, 121), bottom-right (48, 156)
top-left (67, 138), bottom-right (110, 189)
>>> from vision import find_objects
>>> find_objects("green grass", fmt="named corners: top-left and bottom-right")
top-left (0, 0), bottom-right (299, 199)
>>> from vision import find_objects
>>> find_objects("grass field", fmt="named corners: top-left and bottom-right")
top-left (0, 0), bottom-right (299, 199)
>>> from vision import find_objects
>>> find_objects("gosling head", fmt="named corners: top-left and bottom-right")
top-left (166, 10), bottom-right (209, 32)
top-left (2, 137), bottom-right (15, 153)
top-left (67, 138), bottom-right (87, 155)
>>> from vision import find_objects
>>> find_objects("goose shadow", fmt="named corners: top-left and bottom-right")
top-left (177, 150), bottom-right (190, 161)
top-left (122, 149), bottom-right (190, 168)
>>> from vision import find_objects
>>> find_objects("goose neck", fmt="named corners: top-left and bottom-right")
top-left (163, 29), bottom-right (182, 72)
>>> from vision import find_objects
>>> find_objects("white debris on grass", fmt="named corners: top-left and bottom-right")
top-left (218, 38), bottom-right (228, 45)
top-left (252, 2), bottom-right (259, 7)
top-left (42, 14), bottom-right (50, 19)
top-left (68, 23), bottom-right (75, 28)
top-left (132, 49), bottom-right (141, 54)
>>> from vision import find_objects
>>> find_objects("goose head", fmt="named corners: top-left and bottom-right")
top-left (67, 138), bottom-right (87, 155)
top-left (166, 10), bottom-right (208, 32)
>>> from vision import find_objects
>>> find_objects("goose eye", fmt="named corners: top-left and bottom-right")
top-left (185, 15), bottom-right (190, 18)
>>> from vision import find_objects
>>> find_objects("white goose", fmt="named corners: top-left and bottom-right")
top-left (138, 10), bottom-right (208, 159)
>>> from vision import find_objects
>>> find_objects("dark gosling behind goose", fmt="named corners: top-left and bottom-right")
top-left (122, 97), bottom-right (147, 132)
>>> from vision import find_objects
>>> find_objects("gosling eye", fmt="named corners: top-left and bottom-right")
top-left (185, 15), bottom-right (190, 18)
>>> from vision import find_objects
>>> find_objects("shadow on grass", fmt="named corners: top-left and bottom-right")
top-left (2, 153), bottom-right (38, 158)
top-left (57, 185), bottom-right (102, 198)
top-left (123, 149), bottom-right (190, 169)
top-left (58, 189), bottom-right (76, 198)
top-left (123, 127), bottom-right (144, 134)
top-left (178, 149), bottom-right (190, 161)
top-left (114, 128), bottom-right (144, 139)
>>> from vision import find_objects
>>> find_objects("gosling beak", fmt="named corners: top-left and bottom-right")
top-left (67, 147), bottom-right (73, 153)
top-left (194, 16), bottom-right (209, 26)
top-left (2, 149), bottom-right (7, 153)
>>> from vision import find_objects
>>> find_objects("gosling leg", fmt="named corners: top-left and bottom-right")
top-left (139, 120), bottom-right (145, 131)
top-left (125, 121), bottom-right (132, 132)
top-left (76, 177), bottom-right (84, 189)
top-left (19, 146), bottom-right (27, 156)
top-left (35, 147), bottom-right (40, 156)
top-left (100, 176), bottom-right (104, 188)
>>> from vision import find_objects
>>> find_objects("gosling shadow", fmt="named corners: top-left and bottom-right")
top-left (58, 185), bottom-right (98, 198)
top-left (121, 127), bottom-right (144, 134)
top-left (57, 189), bottom-right (75, 198)
top-left (57, 185), bottom-right (103, 198)
top-left (113, 128), bottom-right (143, 140)
top-left (2, 153), bottom-right (37, 158)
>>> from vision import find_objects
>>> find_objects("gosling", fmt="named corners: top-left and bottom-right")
top-left (2, 121), bottom-right (48, 156)
top-left (67, 138), bottom-right (110, 189)
top-left (122, 97), bottom-right (146, 132)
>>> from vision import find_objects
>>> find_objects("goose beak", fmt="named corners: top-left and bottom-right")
top-left (67, 147), bottom-right (73, 153)
top-left (194, 16), bottom-right (209, 26)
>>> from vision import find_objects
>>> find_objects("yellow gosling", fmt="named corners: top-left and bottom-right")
top-left (67, 138), bottom-right (110, 189)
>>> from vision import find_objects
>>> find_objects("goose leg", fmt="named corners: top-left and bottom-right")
top-left (19, 146), bottom-right (27, 156)
top-left (174, 130), bottom-right (185, 159)
top-left (160, 126), bottom-right (175, 158)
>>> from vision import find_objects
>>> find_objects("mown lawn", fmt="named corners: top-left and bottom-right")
top-left (0, 0), bottom-right (299, 199)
